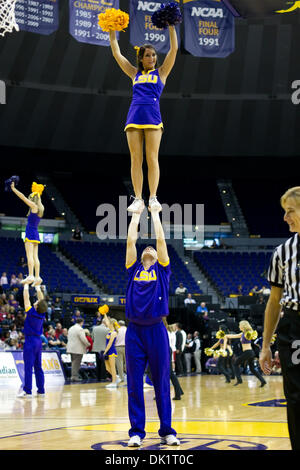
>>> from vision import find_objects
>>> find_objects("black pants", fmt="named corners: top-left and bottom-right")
top-left (96, 351), bottom-right (107, 381)
top-left (277, 309), bottom-right (300, 451)
top-left (234, 349), bottom-right (265, 384)
top-left (147, 349), bottom-right (183, 398)
top-left (217, 356), bottom-right (231, 382)
top-left (226, 354), bottom-right (235, 379)
top-left (175, 351), bottom-right (184, 375)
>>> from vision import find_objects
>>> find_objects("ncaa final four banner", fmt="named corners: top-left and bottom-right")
top-left (14, 0), bottom-right (59, 35)
top-left (69, 0), bottom-right (120, 46)
top-left (183, 0), bottom-right (235, 58)
top-left (129, 0), bottom-right (181, 55)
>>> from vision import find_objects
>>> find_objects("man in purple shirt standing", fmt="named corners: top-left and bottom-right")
top-left (125, 208), bottom-right (179, 448)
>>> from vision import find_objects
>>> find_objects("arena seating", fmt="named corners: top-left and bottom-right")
top-left (194, 250), bottom-right (272, 297)
top-left (0, 237), bottom-right (92, 294)
top-left (59, 240), bottom-right (202, 295)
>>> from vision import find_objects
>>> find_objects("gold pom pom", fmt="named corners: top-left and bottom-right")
top-left (245, 330), bottom-right (253, 341)
top-left (98, 8), bottom-right (129, 32)
top-left (219, 349), bottom-right (227, 357)
top-left (216, 330), bottom-right (225, 339)
top-left (271, 334), bottom-right (277, 344)
top-left (31, 182), bottom-right (44, 197)
top-left (251, 330), bottom-right (258, 340)
top-left (98, 304), bottom-right (109, 315)
top-left (205, 348), bottom-right (213, 356)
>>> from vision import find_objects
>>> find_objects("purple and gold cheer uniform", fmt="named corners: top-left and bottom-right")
top-left (105, 331), bottom-right (118, 358)
top-left (25, 212), bottom-right (41, 244)
top-left (124, 69), bottom-right (164, 131)
top-left (125, 258), bottom-right (176, 440)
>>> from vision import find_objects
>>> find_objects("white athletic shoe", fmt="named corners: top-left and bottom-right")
top-left (106, 382), bottom-right (117, 389)
top-left (21, 275), bottom-right (35, 285)
top-left (148, 196), bottom-right (162, 212)
top-left (160, 435), bottom-right (180, 446)
top-left (17, 390), bottom-right (32, 398)
top-left (127, 197), bottom-right (145, 214)
top-left (128, 435), bottom-right (142, 447)
top-left (32, 277), bottom-right (43, 287)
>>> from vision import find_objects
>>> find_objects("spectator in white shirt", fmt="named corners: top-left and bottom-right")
top-left (184, 293), bottom-right (196, 306)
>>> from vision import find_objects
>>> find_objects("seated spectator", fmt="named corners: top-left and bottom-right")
top-left (10, 274), bottom-right (18, 287)
top-left (93, 310), bottom-right (102, 326)
top-left (47, 327), bottom-right (62, 350)
top-left (9, 323), bottom-right (19, 341)
top-left (53, 297), bottom-right (63, 313)
top-left (0, 272), bottom-right (9, 288)
top-left (55, 322), bottom-right (63, 340)
top-left (71, 309), bottom-right (84, 325)
top-left (41, 333), bottom-right (49, 350)
top-left (196, 301), bottom-right (208, 317)
top-left (59, 328), bottom-right (68, 348)
top-left (1, 311), bottom-right (14, 331)
top-left (175, 283), bottom-right (188, 296)
top-left (8, 294), bottom-right (19, 311)
top-left (16, 273), bottom-right (24, 285)
top-left (184, 293), bottom-right (196, 306)
top-left (18, 332), bottom-right (25, 349)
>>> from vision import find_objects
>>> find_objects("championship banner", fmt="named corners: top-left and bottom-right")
top-left (183, 0), bottom-right (235, 58)
top-left (71, 295), bottom-right (101, 305)
top-left (221, 0), bottom-right (300, 18)
top-left (14, 0), bottom-right (59, 35)
top-left (129, 0), bottom-right (181, 55)
top-left (69, 0), bottom-right (120, 46)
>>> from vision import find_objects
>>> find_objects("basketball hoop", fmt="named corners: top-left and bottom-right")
top-left (0, 0), bottom-right (19, 37)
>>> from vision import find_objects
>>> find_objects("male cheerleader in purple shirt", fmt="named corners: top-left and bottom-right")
top-left (17, 284), bottom-right (48, 397)
top-left (125, 207), bottom-right (180, 447)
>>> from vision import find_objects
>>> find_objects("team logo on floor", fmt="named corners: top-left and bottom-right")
top-left (92, 437), bottom-right (267, 451)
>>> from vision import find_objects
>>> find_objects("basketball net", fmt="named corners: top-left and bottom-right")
top-left (0, 0), bottom-right (19, 37)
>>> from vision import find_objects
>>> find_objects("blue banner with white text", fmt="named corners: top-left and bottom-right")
top-left (69, 0), bottom-right (120, 46)
top-left (14, 0), bottom-right (59, 35)
top-left (183, 0), bottom-right (235, 58)
top-left (129, 0), bottom-right (181, 55)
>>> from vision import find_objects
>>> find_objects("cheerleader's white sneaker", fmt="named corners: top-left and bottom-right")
top-left (21, 275), bottom-right (34, 285)
top-left (127, 197), bottom-right (145, 214)
top-left (148, 196), bottom-right (162, 212)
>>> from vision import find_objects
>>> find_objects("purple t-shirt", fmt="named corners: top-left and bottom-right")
top-left (125, 258), bottom-right (171, 325)
top-left (23, 307), bottom-right (45, 337)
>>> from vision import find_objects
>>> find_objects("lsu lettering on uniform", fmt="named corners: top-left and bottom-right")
top-left (124, 69), bottom-right (164, 131)
top-left (23, 306), bottom-right (46, 395)
top-left (125, 257), bottom-right (177, 440)
top-left (25, 212), bottom-right (41, 244)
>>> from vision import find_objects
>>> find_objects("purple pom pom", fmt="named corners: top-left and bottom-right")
top-left (151, 2), bottom-right (182, 29)
top-left (4, 175), bottom-right (19, 192)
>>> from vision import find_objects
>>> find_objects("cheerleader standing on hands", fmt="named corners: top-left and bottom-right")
top-left (102, 6), bottom-right (179, 214)
top-left (11, 181), bottom-right (44, 286)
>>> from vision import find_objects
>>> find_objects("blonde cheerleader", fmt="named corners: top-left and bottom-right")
top-left (11, 181), bottom-right (44, 286)
top-left (225, 320), bottom-right (266, 387)
top-left (99, 305), bottom-right (120, 389)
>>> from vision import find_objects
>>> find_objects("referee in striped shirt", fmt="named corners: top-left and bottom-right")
top-left (260, 186), bottom-right (300, 451)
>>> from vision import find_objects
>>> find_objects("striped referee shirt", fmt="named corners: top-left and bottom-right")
top-left (267, 233), bottom-right (300, 311)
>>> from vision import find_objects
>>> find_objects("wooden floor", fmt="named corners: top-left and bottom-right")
top-left (0, 375), bottom-right (290, 451)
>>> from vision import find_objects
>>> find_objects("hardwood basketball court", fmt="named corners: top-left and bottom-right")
top-left (0, 374), bottom-right (290, 451)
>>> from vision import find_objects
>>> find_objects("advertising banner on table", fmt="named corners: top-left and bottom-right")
top-left (69, 0), bottom-right (120, 46)
top-left (0, 351), bottom-right (65, 389)
top-left (14, 0), bottom-right (59, 35)
top-left (183, 0), bottom-right (235, 58)
top-left (129, 0), bottom-right (181, 55)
